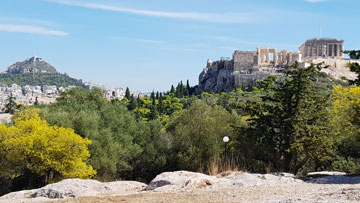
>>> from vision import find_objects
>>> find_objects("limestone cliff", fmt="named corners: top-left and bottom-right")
top-left (199, 50), bottom-right (285, 92)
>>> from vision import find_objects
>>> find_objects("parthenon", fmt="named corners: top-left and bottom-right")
top-left (299, 38), bottom-right (344, 59)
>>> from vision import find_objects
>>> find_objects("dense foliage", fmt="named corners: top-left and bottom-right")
top-left (38, 87), bottom-right (170, 182)
top-left (0, 73), bottom-right (84, 87)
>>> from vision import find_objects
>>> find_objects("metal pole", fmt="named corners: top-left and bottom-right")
top-left (225, 142), bottom-right (228, 171)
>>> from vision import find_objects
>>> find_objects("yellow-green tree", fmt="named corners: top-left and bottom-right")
top-left (331, 86), bottom-right (360, 155)
top-left (0, 109), bottom-right (96, 184)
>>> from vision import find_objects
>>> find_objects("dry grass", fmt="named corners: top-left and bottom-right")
top-left (207, 158), bottom-right (242, 176)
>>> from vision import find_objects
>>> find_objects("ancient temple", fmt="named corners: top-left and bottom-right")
top-left (299, 38), bottom-right (344, 59)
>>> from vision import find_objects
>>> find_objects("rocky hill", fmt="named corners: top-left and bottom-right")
top-left (3, 56), bottom-right (57, 74)
top-left (0, 57), bottom-right (84, 87)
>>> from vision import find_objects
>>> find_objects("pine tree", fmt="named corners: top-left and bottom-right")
top-left (344, 50), bottom-right (360, 85)
top-left (344, 50), bottom-right (360, 59)
top-left (246, 62), bottom-right (333, 174)
top-left (5, 93), bottom-right (17, 114)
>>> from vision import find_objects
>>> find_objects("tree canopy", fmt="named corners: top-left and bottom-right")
top-left (0, 109), bottom-right (95, 187)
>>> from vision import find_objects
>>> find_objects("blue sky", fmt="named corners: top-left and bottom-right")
top-left (0, 0), bottom-right (359, 92)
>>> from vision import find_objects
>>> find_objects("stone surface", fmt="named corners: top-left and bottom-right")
top-left (146, 171), bottom-right (228, 192)
top-left (146, 171), bottom-right (304, 192)
top-left (307, 171), bottom-right (347, 177)
top-left (3, 171), bottom-right (360, 202)
top-left (0, 178), bottom-right (146, 201)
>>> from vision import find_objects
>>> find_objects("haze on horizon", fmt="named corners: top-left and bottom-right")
top-left (0, 0), bottom-right (359, 92)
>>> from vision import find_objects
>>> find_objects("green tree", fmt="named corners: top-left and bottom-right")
top-left (166, 100), bottom-right (239, 172)
top-left (344, 50), bottom-right (360, 85)
top-left (125, 87), bottom-right (131, 99)
top-left (128, 96), bottom-right (138, 111)
top-left (34, 97), bottom-right (39, 106)
top-left (347, 62), bottom-right (360, 86)
top-left (170, 85), bottom-right (175, 94)
top-left (156, 91), bottom-right (159, 100)
top-left (158, 93), bottom-right (164, 114)
top-left (127, 120), bottom-right (170, 182)
top-left (344, 50), bottom-right (360, 59)
top-left (244, 63), bottom-right (334, 174)
top-left (150, 91), bottom-right (155, 101)
top-left (257, 75), bottom-right (277, 91)
top-left (5, 93), bottom-right (17, 114)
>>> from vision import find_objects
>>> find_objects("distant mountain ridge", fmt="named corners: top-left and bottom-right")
top-left (3, 56), bottom-right (57, 74)
top-left (0, 57), bottom-right (84, 87)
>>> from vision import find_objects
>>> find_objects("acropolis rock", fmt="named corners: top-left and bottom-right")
top-left (199, 38), bottom-right (358, 92)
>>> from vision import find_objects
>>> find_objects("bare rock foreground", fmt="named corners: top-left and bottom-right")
top-left (1, 171), bottom-right (360, 203)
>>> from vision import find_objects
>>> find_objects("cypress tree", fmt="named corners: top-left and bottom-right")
top-left (158, 93), bottom-right (163, 114)
top-left (137, 95), bottom-right (141, 108)
top-left (151, 91), bottom-right (155, 101)
top-left (170, 85), bottom-right (175, 94)
top-left (125, 87), bottom-right (131, 99)
top-left (186, 79), bottom-right (191, 96)
top-left (156, 91), bottom-right (159, 100)
top-left (149, 105), bottom-right (159, 120)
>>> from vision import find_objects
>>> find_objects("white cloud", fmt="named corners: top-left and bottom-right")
top-left (0, 17), bottom-right (53, 26)
top-left (47, 0), bottom-right (254, 23)
top-left (0, 24), bottom-right (68, 36)
top-left (306, 0), bottom-right (326, 3)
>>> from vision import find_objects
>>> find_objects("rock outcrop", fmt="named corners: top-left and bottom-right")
top-left (146, 171), bottom-right (303, 192)
top-left (3, 171), bottom-right (360, 202)
top-left (0, 178), bottom-right (146, 201)
top-left (199, 54), bottom-right (281, 92)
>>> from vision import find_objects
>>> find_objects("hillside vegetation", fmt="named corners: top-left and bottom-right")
top-left (0, 73), bottom-right (84, 87)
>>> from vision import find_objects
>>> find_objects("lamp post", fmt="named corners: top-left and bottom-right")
top-left (223, 136), bottom-right (229, 171)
